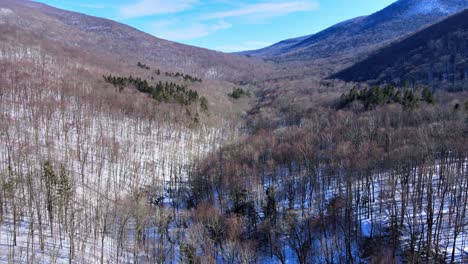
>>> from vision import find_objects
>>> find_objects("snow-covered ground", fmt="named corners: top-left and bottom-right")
top-left (255, 160), bottom-right (468, 263)
top-left (0, 215), bottom-right (127, 264)
top-left (401, 0), bottom-right (465, 16)
top-left (0, 45), bottom-right (240, 263)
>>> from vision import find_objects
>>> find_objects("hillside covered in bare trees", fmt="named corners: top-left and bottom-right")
top-left (0, 0), bottom-right (467, 263)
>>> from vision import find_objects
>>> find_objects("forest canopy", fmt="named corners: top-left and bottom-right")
top-left (103, 75), bottom-right (207, 110)
top-left (339, 85), bottom-right (434, 110)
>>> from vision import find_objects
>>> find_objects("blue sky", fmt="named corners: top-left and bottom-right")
top-left (34, 0), bottom-right (397, 52)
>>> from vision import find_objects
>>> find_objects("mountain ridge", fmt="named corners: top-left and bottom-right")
top-left (238, 0), bottom-right (468, 70)
top-left (330, 8), bottom-right (468, 89)
top-left (0, 0), bottom-right (274, 83)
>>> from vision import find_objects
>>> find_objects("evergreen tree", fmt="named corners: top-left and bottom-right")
top-left (422, 87), bottom-right (434, 104)
top-left (43, 161), bottom-right (57, 233)
top-left (229, 88), bottom-right (250, 99)
top-left (103, 73), bottom-right (206, 108)
top-left (200, 97), bottom-right (209, 112)
top-left (403, 90), bottom-right (418, 109)
top-left (193, 113), bottom-right (200, 125)
top-left (264, 187), bottom-right (277, 224)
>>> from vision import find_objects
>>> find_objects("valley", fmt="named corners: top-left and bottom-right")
top-left (0, 0), bottom-right (467, 263)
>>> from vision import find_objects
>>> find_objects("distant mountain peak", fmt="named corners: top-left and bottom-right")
top-left (239, 0), bottom-right (468, 77)
top-left (406, 0), bottom-right (448, 14)
top-left (399, 0), bottom-right (462, 16)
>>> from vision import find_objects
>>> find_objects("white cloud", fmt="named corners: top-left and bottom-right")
top-left (205, 1), bottom-right (319, 20)
top-left (153, 21), bottom-right (232, 41)
top-left (120, 0), bottom-right (197, 18)
top-left (119, 1), bottom-right (320, 42)
top-left (214, 41), bottom-right (273, 52)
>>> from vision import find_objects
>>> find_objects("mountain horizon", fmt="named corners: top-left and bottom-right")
top-left (330, 8), bottom-right (468, 89)
top-left (0, 0), bottom-right (276, 84)
top-left (30, 0), bottom-right (401, 53)
top-left (238, 0), bottom-right (467, 67)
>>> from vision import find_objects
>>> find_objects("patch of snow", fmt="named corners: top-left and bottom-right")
top-left (0, 8), bottom-right (14, 16)
top-left (0, 8), bottom-right (14, 24)
top-left (403, 0), bottom-right (454, 16)
top-left (361, 219), bottom-right (372, 238)
top-left (0, 45), bottom-right (242, 263)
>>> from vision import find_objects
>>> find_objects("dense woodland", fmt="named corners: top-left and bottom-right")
top-left (229, 87), bottom-right (252, 100)
top-left (0, 41), bottom-right (244, 263)
top-left (185, 78), bottom-right (468, 263)
top-left (0, 2), bottom-right (468, 263)
top-left (103, 75), bottom-right (208, 111)
top-left (1, 44), bottom-right (466, 263)
top-left (164, 72), bottom-right (203, 83)
top-left (332, 9), bottom-right (468, 89)
top-left (339, 85), bottom-right (435, 110)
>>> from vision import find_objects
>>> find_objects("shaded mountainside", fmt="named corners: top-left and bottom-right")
top-left (331, 9), bottom-right (468, 89)
top-left (0, 0), bottom-right (274, 83)
top-left (239, 0), bottom-right (467, 68)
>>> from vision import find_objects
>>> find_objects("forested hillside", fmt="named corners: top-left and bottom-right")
top-left (0, 12), bottom-right (252, 262)
top-left (0, 0), bottom-right (275, 83)
top-left (0, 0), bottom-right (467, 263)
top-left (239, 0), bottom-right (468, 78)
top-left (190, 80), bottom-right (468, 263)
top-left (332, 9), bottom-right (468, 90)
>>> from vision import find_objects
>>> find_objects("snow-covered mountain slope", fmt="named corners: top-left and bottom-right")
top-left (0, 11), bottom-right (247, 262)
top-left (239, 0), bottom-right (468, 73)
top-left (401, 0), bottom-right (465, 16)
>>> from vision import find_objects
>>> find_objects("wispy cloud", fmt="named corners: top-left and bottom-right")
top-left (116, 1), bottom-right (320, 42)
top-left (152, 20), bottom-right (232, 41)
top-left (120, 0), bottom-right (198, 18)
top-left (205, 1), bottom-right (319, 20)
